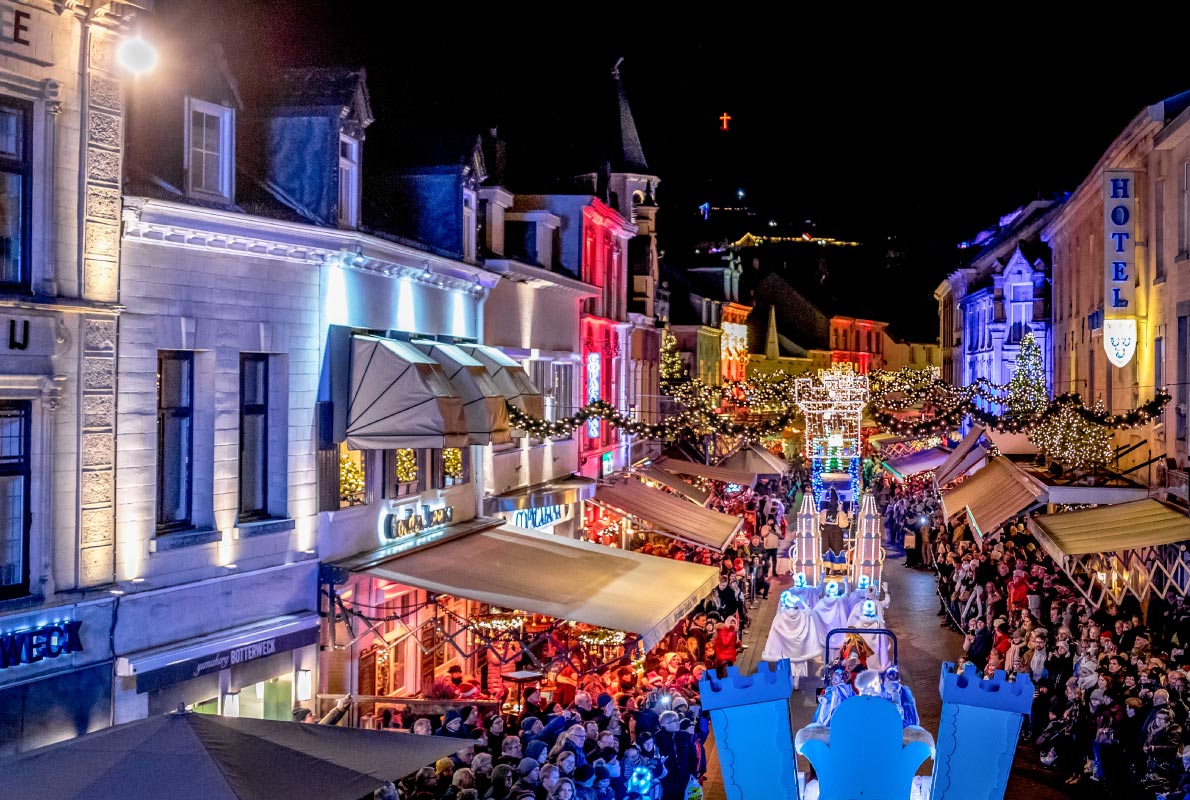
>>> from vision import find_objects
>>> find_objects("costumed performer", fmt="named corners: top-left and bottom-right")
top-left (811, 579), bottom-right (849, 648)
top-left (880, 665), bottom-right (920, 727)
top-left (846, 599), bottom-right (891, 673)
top-left (761, 590), bottom-right (822, 690)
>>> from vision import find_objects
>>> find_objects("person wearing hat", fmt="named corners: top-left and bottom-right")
top-left (436, 756), bottom-right (456, 784)
top-left (486, 764), bottom-right (515, 800)
top-left (509, 758), bottom-right (540, 799)
top-left (572, 764), bottom-right (596, 799)
top-left (590, 764), bottom-right (615, 800)
top-left (519, 687), bottom-right (546, 727)
top-left (439, 709), bottom-right (469, 738)
top-left (292, 692), bottom-right (352, 725)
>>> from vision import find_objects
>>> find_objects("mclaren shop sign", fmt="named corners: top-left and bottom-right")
top-left (1103, 169), bottom-right (1137, 368)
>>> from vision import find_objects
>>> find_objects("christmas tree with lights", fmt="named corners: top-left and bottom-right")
top-left (1005, 333), bottom-right (1048, 423)
top-left (1032, 402), bottom-right (1114, 470)
top-left (660, 328), bottom-right (687, 393)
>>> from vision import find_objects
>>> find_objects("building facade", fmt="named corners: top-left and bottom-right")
top-left (1043, 91), bottom-right (1190, 474)
top-left (0, 0), bottom-right (149, 754)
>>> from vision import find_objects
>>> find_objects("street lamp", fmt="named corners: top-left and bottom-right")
top-left (117, 36), bottom-right (157, 75)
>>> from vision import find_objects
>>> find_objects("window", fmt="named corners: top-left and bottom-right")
top-left (0, 401), bottom-right (30, 598)
top-left (386, 448), bottom-right (420, 498)
top-left (339, 442), bottom-right (367, 508)
top-left (338, 135), bottom-right (360, 227)
top-left (1155, 336), bottom-right (1165, 424)
top-left (157, 352), bottom-right (194, 532)
top-left (0, 98), bottom-right (30, 290)
top-left (239, 354), bottom-right (269, 521)
top-left (1178, 315), bottom-right (1189, 442)
top-left (1008, 282), bottom-right (1033, 344)
top-left (552, 362), bottom-right (575, 421)
top-left (185, 97), bottom-right (234, 200)
top-left (1181, 162), bottom-right (1190, 257)
top-left (1156, 179), bottom-right (1166, 281)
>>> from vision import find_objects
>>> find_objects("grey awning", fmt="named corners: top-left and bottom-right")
top-left (941, 457), bottom-right (1048, 542)
top-left (484, 476), bottom-right (597, 512)
top-left (592, 480), bottom-right (743, 551)
top-left (934, 426), bottom-right (988, 486)
top-left (414, 341), bottom-right (511, 446)
top-left (346, 336), bottom-right (468, 450)
top-left (654, 456), bottom-right (757, 487)
top-left (457, 344), bottom-right (545, 419)
top-left (635, 466), bottom-right (710, 505)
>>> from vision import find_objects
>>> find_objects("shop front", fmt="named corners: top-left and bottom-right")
top-left (485, 476), bottom-right (596, 539)
top-left (322, 520), bottom-right (719, 724)
top-left (0, 600), bottom-right (114, 755)
top-left (115, 612), bottom-right (319, 720)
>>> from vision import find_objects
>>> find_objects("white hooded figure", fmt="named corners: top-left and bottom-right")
top-left (845, 575), bottom-right (878, 615)
top-left (811, 580), bottom-right (849, 647)
top-left (847, 599), bottom-right (891, 673)
top-left (762, 590), bottom-right (822, 689)
top-left (788, 572), bottom-right (821, 609)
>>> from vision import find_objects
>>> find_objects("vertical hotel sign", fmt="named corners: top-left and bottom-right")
top-left (1103, 169), bottom-right (1137, 367)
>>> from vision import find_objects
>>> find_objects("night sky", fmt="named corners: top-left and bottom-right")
top-left (150, 2), bottom-right (1190, 340)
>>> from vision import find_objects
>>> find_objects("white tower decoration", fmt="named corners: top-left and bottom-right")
top-left (851, 491), bottom-right (885, 588)
top-left (791, 491), bottom-right (822, 585)
top-left (793, 365), bottom-right (870, 509)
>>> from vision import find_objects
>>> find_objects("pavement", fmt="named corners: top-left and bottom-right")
top-left (700, 536), bottom-right (1073, 799)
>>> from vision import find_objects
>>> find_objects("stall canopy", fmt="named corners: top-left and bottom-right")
top-left (934, 426), bottom-right (988, 487)
top-left (883, 447), bottom-right (949, 481)
top-left (941, 456), bottom-right (1048, 541)
top-left (1031, 500), bottom-right (1190, 560)
top-left (593, 479), bottom-right (741, 549)
top-left (346, 336), bottom-right (467, 450)
top-left (457, 343), bottom-right (545, 419)
top-left (349, 524), bottom-right (720, 651)
top-left (414, 341), bottom-right (511, 446)
top-left (635, 466), bottom-right (710, 505)
top-left (719, 443), bottom-right (788, 476)
top-left (0, 710), bottom-right (465, 800)
top-left (655, 456), bottom-right (757, 487)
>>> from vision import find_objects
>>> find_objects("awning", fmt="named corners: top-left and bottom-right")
top-left (934, 426), bottom-right (987, 486)
top-left (655, 456), bottom-right (756, 487)
top-left (350, 524), bottom-right (720, 651)
top-left (941, 457), bottom-right (1047, 542)
top-left (592, 479), bottom-right (742, 550)
top-left (635, 466), bottom-right (710, 505)
top-left (484, 476), bottom-right (597, 512)
top-left (415, 341), bottom-right (511, 446)
top-left (1031, 500), bottom-right (1190, 560)
top-left (719, 443), bottom-right (788, 476)
top-left (115, 613), bottom-right (319, 694)
top-left (346, 335), bottom-right (467, 450)
top-left (457, 344), bottom-right (545, 419)
top-left (883, 447), bottom-right (949, 481)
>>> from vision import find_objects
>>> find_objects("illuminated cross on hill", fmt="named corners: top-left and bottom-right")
top-left (719, 112), bottom-right (732, 131)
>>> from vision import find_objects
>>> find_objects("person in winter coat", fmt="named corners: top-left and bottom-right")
top-left (654, 710), bottom-right (700, 800)
top-left (483, 765), bottom-right (515, 800)
top-left (439, 709), bottom-right (470, 738)
top-left (710, 622), bottom-right (739, 676)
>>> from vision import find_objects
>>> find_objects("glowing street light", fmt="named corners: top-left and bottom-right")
top-left (117, 36), bottom-right (157, 75)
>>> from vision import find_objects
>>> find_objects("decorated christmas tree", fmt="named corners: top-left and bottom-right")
top-left (1005, 333), bottom-right (1048, 422)
top-left (659, 328), bottom-right (687, 393)
top-left (1031, 402), bottom-right (1114, 470)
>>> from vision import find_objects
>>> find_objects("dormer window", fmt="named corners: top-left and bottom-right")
top-left (185, 97), bottom-right (234, 201)
top-left (338, 134), bottom-right (360, 228)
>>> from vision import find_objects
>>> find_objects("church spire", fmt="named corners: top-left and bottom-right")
top-left (766, 306), bottom-right (780, 360)
top-left (610, 57), bottom-right (649, 174)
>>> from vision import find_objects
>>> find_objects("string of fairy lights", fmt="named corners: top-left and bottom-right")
top-left (505, 331), bottom-right (1170, 450)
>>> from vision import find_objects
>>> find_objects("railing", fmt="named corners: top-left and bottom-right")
top-left (316, 693), bottom-right (501, 729)
top-left (1162, 467), bottom-right (1189, 507)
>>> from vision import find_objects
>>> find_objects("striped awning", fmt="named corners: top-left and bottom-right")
top-left (592, 479), bottom-right (743, 551)
top-left (415, 341), bottom-right (511, 446)
top-left (941, 457), bottom-right (1047, 542)
top-left (456, 344), bottom-right (545, 419)
top-left (1031, 500), bottom-right (1190, 559)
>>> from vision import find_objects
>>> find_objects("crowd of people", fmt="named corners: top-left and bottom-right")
top-left (879, 465), bottom-right (1190, 800)
top-left (341, 469), bottom-right (804, 800)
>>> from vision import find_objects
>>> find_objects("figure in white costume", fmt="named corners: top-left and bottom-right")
top-left (811, 580), bottom-right (849, 648)
top-left (762, 591), bottom-right (822, 689)
top-left (847, 599), bottom-right (891, 673)
top-left (788, 572), bottom-right (821, 609)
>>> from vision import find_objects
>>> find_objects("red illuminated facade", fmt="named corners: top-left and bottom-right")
top-left (829, 316), bottom-right (887, 374)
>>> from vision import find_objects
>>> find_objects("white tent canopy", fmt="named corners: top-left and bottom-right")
top-left (593, 479), bottom-right (743, 550)
top-left (414, 341), bottom-right (511, 446)
top-left (719, 443), bottom-right (788, 476)
top-left (352, 524), bottom-right (720, 652)
top-left (457, 344), bottom-right (545, 419)
top-left (346, 336), bottom-right (467, 450)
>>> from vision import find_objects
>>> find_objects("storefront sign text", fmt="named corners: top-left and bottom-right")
top-left (512, 504), bottom-right (566, 529)
top-left (0, 3), bottom-right (55, 66)
top-left (0, 620), bottom-right (83, 669)
top-left (1, 314), bottom-right (56, 358)
top-left (385, 504), bottom-right (454, 541)
top-left (135, 626), bottom-right (318, 694)
top-left (1103, 169), bottom-right (1137, 368)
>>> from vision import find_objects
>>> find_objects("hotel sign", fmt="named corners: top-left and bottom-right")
top-left (1103, 169), bottom-right (1137, 368)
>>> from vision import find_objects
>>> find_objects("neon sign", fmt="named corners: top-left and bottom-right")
top-left (512, 505), bottom-right (566, 529)
top-left (586, 352), bottom-right (601, 438)
top-left (0, 621), bottom-right (82, 669)
top-left (383, 504), bottom-right (454, 541)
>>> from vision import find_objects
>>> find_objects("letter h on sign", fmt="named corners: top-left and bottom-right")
top-left (1104, 170), bottom-right (1136, 316)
